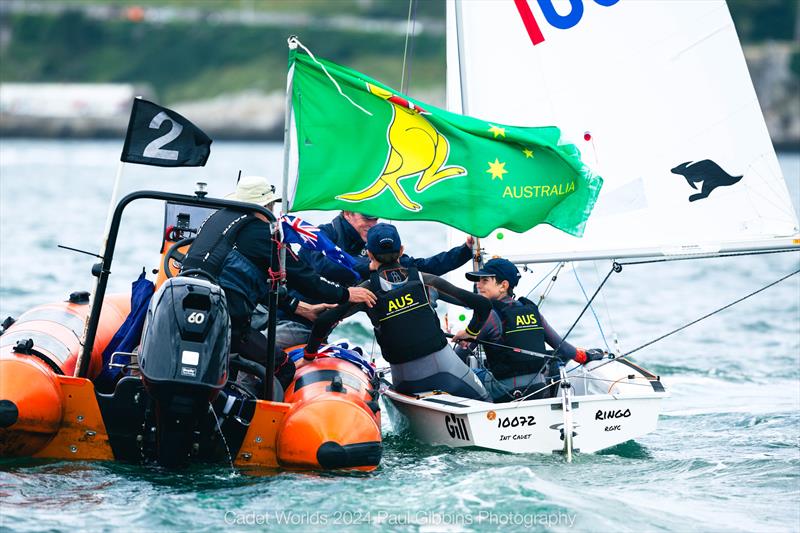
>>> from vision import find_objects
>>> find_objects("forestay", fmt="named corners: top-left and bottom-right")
top-left (445, 0), bottom-right (799, 263)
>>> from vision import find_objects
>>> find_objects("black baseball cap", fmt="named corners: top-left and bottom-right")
top-left (465, 258), bottom-right (521, 288)
top-left (366, 223), bottom-right (401, 254)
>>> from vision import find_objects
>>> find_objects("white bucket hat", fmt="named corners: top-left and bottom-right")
top-left (225, 175), bottom-right (281, 206)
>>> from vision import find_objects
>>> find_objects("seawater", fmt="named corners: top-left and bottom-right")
top-left (0, 140), bottom-right (798, 532)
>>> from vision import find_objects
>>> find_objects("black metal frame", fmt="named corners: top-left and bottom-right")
top-left (76, 190), bottom-right (280, 401)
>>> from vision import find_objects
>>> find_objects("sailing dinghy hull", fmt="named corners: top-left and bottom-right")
top-left (383, 360), bottom-right (668, 455)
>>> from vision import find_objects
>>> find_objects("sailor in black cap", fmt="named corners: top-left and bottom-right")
top-left (305, 223), bottom-right (492, 401)
top-left (456, 258), bottom-right (605, 402)
top-left (276, 211), bottom-right (476, 352)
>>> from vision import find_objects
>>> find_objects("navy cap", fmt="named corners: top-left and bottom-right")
top-left (367, 223), bottom-right (402, 254)
top-left (465, 258), bottom-right (521, 288)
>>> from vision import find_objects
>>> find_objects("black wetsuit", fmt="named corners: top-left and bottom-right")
top-left (182, 210), bottom-right (350, 390)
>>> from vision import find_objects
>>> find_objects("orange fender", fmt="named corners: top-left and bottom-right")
top-left (0, 293), bottom-right (130, 457)
top-left (276, 357), bottom-right (381, 470)
top-left (0, 354), bottom-right (63, 456)
top-left (1, 294), bottom-right (129, 379)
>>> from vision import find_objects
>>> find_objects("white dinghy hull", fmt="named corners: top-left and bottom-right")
top-left (383, 360), bottom-right (668, 455)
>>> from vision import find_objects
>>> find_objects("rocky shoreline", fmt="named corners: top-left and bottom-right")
top-left (1, 45), bottom-right (797, 150)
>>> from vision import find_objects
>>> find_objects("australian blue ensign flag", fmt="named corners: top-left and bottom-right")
top-left (281, 215), bottom-right (361, 281)
top-left (121, 98), bottom-right (212, 167)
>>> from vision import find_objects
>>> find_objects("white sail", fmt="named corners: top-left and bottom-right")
top-left (445, 0), bottom-right (799, 263)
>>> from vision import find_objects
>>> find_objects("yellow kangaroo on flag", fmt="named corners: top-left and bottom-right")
top-left (336, 84), bottom-right (467, 211)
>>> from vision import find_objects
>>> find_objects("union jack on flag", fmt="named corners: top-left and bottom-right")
top-left (280, 215), bottom-right (362, 280)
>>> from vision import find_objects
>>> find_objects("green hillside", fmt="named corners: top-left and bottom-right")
top-left (0, 1), bottom-right (796, 103)
top-left (0, 3), bottom-right (446, 103)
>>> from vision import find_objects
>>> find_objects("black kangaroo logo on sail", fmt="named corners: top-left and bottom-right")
top-left (671, 159), bottom-right (742, 202)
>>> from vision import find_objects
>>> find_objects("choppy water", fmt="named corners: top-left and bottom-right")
top-left (1, 140), bottom-right (798, 532)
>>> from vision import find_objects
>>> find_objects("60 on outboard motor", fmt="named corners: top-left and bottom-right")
top-left (138, 276), bottom-right (229, 467)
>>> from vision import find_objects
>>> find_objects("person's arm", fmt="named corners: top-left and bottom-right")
top-left (454, 309), bottom-right (502, 356)
top-left (285, 252), bottom-right (350, 304)
top-left (304, 300), bottom-right (366, 357)
top-left (297, 246), bottom-right (361, 285)
top-left (402, 242), bottom-right (472, 276)
top-left (422, 273), bottom-right (491, 336)
top-left (541, 314), bottom-right (588, 362)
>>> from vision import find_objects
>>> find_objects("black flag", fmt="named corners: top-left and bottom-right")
top-left (120, 98), bottom-right (212, 167)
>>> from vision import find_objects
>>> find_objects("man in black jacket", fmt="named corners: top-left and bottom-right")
top-left (299, 211), bottom-right (474, 284)
top-left (181, 177), bottom-right (375, 395)
top-left (277, 211), bottom-right (475, 348)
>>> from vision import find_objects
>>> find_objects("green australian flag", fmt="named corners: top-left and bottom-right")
top-left (289, 49), bottom-right (603, 238)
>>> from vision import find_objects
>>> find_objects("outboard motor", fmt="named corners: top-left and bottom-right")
top-left (138, 276), bottom-right (230, 467)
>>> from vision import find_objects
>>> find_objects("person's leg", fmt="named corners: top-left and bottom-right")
top-left (232, 327), bottom-right (296, 391)
top-left (474, 368), bottom-right (512, 402)
top-left (490, 373), bottom-right (546, 402)
top-left (275, 320), bottom-right (312, 352)
top-left (391, 346), bottom-right (491, 401)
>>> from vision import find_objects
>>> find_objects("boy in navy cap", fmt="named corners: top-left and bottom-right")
top-left (275, 212), bottom-right (475, 351)
top-left (305, 224), bottom-right (493, 401)
top-left (456, 258), bottom-right (605, 402)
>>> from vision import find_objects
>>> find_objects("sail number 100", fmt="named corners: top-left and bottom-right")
top-left (497, 415), bottom-right (536, 428)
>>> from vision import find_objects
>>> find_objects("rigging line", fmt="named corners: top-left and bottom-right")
top-left (400, 0), bottom-right (415, 95)
top-left (594, 260), bottom-right (621, 353)
top-left (513, 376), bottom-right (563, 402)
top-left (557, 262), bottom-right (620, 349)
top-left (570, 374), bottom-right (653, 388)
top-left (407, 0), bottom-right (418, 94)
top-left (525, 262), bottom-right (561, 298)
top-left (538, 262), bottom-right (565, 308)
top-left (624, 267), bottom-right (800, 358)
top-left (739, 180), bottom-right (798, 220)
top-left (743, 155), bottom-right (797, 219)
top-left (573, 266), bottom-right (610, 352)
top-left (515, 263), bottom-right (618, 400)
top-left (618, 247), bottom-right (799, 267)
top-left (293, 39), bottom-right (372, 117)
top-left (561, 265), bottom-right (800, 378)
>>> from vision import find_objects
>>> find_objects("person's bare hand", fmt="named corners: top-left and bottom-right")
top-left (295, 301), bottom-right (336, 322)
top-left (348, 286), bottom-right (377, 307)
top-left (452, 329), bottom-right (476, 345)
top-left (465, 235), bottom-right (475, 248)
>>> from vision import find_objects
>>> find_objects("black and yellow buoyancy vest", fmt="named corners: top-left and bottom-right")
top-left (484, 297), bottom-right (547, 379)
top-left (367, 267), bottom-right (447, 364)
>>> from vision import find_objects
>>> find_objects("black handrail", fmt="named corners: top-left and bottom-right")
top-left (76, 190), bottom-right (280, 401)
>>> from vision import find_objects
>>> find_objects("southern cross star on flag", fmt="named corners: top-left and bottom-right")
top-left (280, 215), bottom-right (362, 280)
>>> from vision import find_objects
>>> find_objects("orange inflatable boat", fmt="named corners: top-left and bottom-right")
top-left (0, 189), bottom-right (382, 470)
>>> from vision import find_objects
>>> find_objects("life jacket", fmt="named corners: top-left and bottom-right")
top-left (367, 267), bottom-right (447, 364)
top-left (484, 297), bottom-right (547, 379)
top-left (181, 209), bottom-right (256, 279)
top-left (181, 209), bottom-right (270, 320)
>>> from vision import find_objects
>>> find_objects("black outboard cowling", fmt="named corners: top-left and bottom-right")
top-left (138, 276), bottom-right (230, 467)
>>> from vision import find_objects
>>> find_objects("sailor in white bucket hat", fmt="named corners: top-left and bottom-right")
top-left (225, 175), bottom-right (281, 209)
top-left (180, 174), bottom-right (376, 399)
